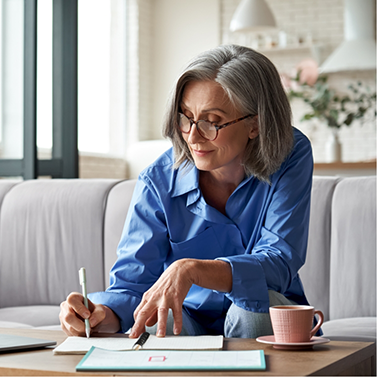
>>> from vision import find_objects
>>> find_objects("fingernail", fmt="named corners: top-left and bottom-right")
top-left (157, 330), bottom-right (163, 337)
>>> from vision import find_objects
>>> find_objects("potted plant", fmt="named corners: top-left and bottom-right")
top-left (282, 59), bottom-right (376, 162)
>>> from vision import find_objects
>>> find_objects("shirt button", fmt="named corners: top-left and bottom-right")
top-left (255, 301), bottom-right (260, 308)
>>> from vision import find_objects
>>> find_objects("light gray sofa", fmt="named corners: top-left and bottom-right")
top-left (0, 176), bottom-right (375, 343)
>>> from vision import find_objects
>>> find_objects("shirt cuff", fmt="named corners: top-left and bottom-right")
top-left (89, 291), bottom-right (141, 333)
top-left (216, 256), bottom-right (270, 313)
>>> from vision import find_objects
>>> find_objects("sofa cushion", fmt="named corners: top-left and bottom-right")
top-left (104, 179), bottom-right (137, 287)
top-left (329, 176), bottom-right (376, 320)
top-left (299, 176), bottom-right (339, 321)
top-left (0, 305), bottom-right (60, 327)
top-left (0, 179), bottom-right (120, 308)
top-left (0, 321), bottom-right (33, 328)
top-left (321, 317), bottom-right (376, 342)
top-left (0, 181), bottom-right (19, 209)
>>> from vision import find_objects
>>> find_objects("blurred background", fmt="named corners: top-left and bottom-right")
top-left (0, 0), bottom-right (375, 179)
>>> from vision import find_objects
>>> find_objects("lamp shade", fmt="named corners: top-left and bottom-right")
top-left (230, 0), bottom-right (277, 32)
top-left (320, 0), bottom-right (376, 73)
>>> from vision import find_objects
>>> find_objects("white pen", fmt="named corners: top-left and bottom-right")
top-left (79, 267), bottom-right (91, 338)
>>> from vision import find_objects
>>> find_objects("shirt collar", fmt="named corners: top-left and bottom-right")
top-left (171, 162), bottom-right (199, 200)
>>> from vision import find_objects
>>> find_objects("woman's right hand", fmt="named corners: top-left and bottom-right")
top-left (59, 292), bottom-right (120, 336)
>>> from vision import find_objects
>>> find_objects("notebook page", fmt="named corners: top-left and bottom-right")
top-left (53, 336), bottom-right (135, 354)
top-left (53, 335), bottom-right (223, 355)
top-left (144, 335), bottom-right (223, 350)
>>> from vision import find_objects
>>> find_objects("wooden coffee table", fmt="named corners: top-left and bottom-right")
top-left (0, 328), bottom-right (375, 376)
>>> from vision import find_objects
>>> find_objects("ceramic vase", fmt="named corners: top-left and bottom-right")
top-left (325, 128), bottom-right (342, 162)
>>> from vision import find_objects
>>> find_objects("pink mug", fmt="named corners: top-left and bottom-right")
top-left (269, 305), bottom-right (324, 343)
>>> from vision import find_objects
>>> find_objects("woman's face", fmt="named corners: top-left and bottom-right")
top-left (180, 80), bottom-right (258, 179)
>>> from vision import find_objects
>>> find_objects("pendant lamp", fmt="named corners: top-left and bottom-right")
top-left (320, 0), bottom-right (376, 73)
top-left (230, 0), bottom-right (277, 32)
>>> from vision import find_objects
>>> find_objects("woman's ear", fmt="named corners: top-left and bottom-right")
top-left (248, 115), bottom-right (259, 140)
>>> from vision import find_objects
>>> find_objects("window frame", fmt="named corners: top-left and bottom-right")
top-left (0, 0), bottom-right (78, 179)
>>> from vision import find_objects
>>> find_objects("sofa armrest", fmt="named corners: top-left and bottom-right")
top-left (329, 176), bottom-right (376, 320)
top-left (299, 176), bottom-right (340, 321)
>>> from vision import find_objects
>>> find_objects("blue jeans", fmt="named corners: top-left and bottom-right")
top-left (147, 290), bottom-right (296, 338)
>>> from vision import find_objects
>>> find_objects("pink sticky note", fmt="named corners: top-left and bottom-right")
top-left (148, 356), bottom-right (166, 362)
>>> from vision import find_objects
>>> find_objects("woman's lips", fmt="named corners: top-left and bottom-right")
top-left (192, 149), bottom-right (213, 157)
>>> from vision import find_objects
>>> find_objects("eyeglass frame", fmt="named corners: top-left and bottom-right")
top-left (178, 112), bottom-right (256, 141)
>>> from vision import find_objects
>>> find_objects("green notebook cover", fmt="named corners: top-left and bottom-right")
top-left (76, 346), bottom-right (266, 371)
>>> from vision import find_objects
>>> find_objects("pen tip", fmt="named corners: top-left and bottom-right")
top-left (86, 329), bottom-right (90, 338)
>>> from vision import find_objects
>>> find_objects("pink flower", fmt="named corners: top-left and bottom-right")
top-left (296, 59), bottom-right (319, 86)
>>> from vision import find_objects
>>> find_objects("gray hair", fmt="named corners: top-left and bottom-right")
top-left (162, 44), bottom-right (294, 182)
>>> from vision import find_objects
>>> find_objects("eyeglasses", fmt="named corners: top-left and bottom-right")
top-left (178, 113), bottom-right (255, 141)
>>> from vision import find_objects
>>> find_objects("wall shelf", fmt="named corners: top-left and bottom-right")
top-left (257, 43), bottom-right (323, 53)
top-left (257, 44), bottom-right (325, 65)
top-left (313, 160), bottom-right (376, 177)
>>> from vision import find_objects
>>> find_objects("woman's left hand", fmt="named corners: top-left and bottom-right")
top-left (129, 259), bottom-right (194, 338)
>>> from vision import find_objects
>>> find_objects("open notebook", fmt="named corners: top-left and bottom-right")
top-left (53, 335), bottom-right (223, 355)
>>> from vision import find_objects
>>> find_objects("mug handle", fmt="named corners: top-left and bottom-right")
top-left (310, 310), bottom-right (324, 338)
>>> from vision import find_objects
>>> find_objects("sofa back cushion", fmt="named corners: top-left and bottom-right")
top-left (0, 181), bottom-right (20, 210)
top-left (299, 176), bottom-right (339, 321)
top-left (0, 179), bottom-right (119, 307)
top-left (104, 179), bottom-right (137, 287)
top-left (329, 176), bottom-right (376, 320)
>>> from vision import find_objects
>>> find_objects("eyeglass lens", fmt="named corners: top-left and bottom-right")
top-left (179, 114), bottom-right (217, 140)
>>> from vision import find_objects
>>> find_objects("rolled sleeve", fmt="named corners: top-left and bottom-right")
top-left (217, 256), bottom-right (270, 312)
top-left (88, 291), bottom-right (141, 333)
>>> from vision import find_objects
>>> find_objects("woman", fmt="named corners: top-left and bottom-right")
top-left (60, 45), bottom-right (313, 339)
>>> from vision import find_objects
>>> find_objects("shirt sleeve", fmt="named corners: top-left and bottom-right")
top-left (89, 175), bottom-right (170, 333)
top-left (217, 133), bottom-right (313, 313)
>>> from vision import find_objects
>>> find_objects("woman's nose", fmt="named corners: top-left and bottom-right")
top-left (187, 123), bottom-right (205, 144)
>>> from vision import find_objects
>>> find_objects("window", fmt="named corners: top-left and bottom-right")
top-left (37, 0), bottom-right (52, 157)
top-left (0, 0), bottom-right (24, 161)
top-left (77, 0), bottom-right (127, 156)
top-left (0, 0), bottom-right (127, 179)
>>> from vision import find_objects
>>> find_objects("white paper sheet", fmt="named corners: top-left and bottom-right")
top-left (53, 334), bottom-right (223, 355)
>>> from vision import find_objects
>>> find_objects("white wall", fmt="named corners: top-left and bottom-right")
top-left (222, 0), bottom-right (376, 163)
top-left (129, 0), bottom-right (375, 174)
top-left (149, 0), bottom-right (221, 139)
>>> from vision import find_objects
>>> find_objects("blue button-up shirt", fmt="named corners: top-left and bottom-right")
top-left (90, 128), bottom-right (313, 334)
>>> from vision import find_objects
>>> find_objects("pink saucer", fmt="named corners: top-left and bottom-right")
top-left (256, 335), bottom-right (330, 350)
